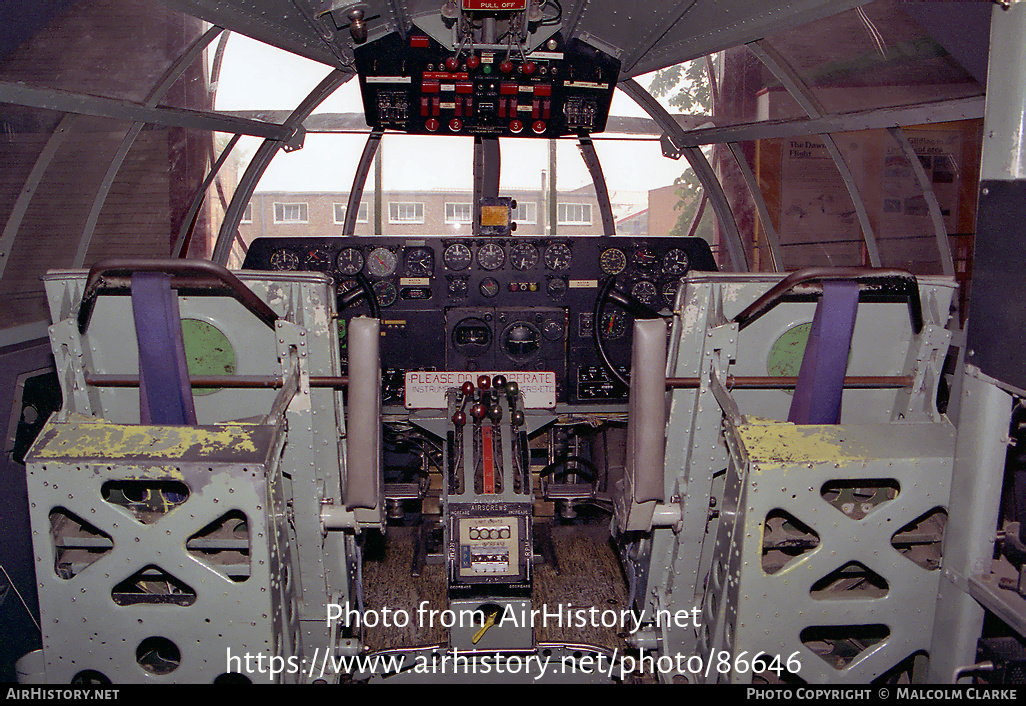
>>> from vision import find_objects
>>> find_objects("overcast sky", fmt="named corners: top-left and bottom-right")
top-left (212, 34), bottom-right (693, 198)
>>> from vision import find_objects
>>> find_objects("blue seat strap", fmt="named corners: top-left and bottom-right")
top-left (131, 272), bottom-right (197, 425)
top-left (788, 280), bottom-right (860, 425)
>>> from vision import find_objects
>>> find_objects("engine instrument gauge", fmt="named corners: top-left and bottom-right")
top-left (510, 243), bottom-right (539, 270)
top-left (479, 277), bottom-right (500, 298)
top-left (476, 242), bottom-right (505, 271)
top-left (448, 277), bottom-right (468, 298)
top-left (443, 243), bottom-right (472, 270)
top-left (544, 242), bottom-right (572, 271)
top-left (546, 277), bottom-right (567, 298)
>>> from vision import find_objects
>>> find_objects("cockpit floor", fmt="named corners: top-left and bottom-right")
top-left (361, 522), bottom-right (631, 652)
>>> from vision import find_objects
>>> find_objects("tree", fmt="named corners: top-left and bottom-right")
top-left (648, 58), bottom-right (714, 239)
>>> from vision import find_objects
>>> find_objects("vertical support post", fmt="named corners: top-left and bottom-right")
top-left (929, 2), bottom-right (1026, 681)
top-left (578, 135), bottom-right (616, 235)
top-left (548, 139), bottom-right (557, 236)
top-left (473, 136), bottom-right (501, 234)
top-left (345, 130), bottom-right (382, 235)
top-left (727, 142), bottom-right (781, 270)
top-left (929, 370), bottom-right (1011, 681)
top-left (345, 316), bottom-right (383, 524)
top-left (374, 139), bottom-right (383, 235)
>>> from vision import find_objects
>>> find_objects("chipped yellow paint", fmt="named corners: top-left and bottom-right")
top-left (32, 420), bottom-right (262, 460)
top-left (738, 422), bottom-right (868, 468)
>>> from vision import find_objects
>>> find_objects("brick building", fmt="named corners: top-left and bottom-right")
top-left (237, 185), bottom-right (674, 243)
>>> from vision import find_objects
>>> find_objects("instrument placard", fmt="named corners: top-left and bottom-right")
top-left (405, 370), bottom-right (556, 409)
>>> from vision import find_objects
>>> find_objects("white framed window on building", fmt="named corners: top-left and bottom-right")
top-left (273, 202), bottom-right (308, 223)
top-left (445, 202), bottom-right (473, 224)
top-left (334, 202), bottom-right (369, 224)
top-left (512, 201), bottom-right (537, 224)
top-left (389, 202), bottom-right (425, 224)
top-left (557, 203), bottom-right (592, 225)
top-left (240, 203), bottom-right (253, 223)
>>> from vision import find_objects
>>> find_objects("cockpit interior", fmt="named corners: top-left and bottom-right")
top-left (2, 0), bottom-right (1025, 686)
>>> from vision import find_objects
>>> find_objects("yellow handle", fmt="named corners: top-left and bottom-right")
top-left (472, 610), bottom-right (498, 645)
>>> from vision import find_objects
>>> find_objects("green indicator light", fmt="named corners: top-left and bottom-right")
top-left (483, 65), bottom-right (492, 74)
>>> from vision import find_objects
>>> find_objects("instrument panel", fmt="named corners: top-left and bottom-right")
top-left (354, 32), bottom-right (619, 138)
top-left (243, 236), bottom-right (716, 405)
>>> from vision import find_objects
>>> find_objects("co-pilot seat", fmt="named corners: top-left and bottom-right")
top-left (613, 267), bottom-right (958, 684)
top-left (23, 259), bottom-right (381, 683)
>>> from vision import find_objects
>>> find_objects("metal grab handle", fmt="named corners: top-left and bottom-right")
top-left (733, 267), bottom-right (923, 334)
top-left (77, 258), bottom-right (279, 334)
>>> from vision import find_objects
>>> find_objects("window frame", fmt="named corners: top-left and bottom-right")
top-left (445, 202), bottom-right (473, 225)
top-left (334, 202), bottom-right (369, 224)
top-left (557, 202), bottom-right (592, 226)
top-left (389, 201), bottom-right (426, 224)
top-left (512, 201), bottom-right (537, 224)
top-left (273, 202), bottom-right (309, 224)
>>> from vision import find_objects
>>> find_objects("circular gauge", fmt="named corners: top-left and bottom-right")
top-left (337, 279), bottom-right (359, 296)
top-left (372, 279), bottom-right (397, 307)
top-left (542, 318), bottom-right (565, 341)
top-left (476, 243), bottom-right (505, 271)
top-left (631, 280), bottom-right (659, 306)
top-left (479, 277), bottom-right (500, 298)
top-left (304, 248), bottom-right (333, 272)
top-left (600, 247), bottom-right (627, 275)
top-left (662, 248), bottom-right (691, 276)
top-left (661, 279), bottom-right (680, 307)
top-left (546, 277), bottom-right (567, 299)
top-left (448, 278), bottom-right (468, 298)
top-left (270, 249), bottom-right (299, 271)
top-left (501, 322), bottom-right (542, 361)
top-left (544, 242), bottom-right (572, 271)
top-left (367, 247), bottom-right (397, 277)
top-left (336, 247), bottom-right (364, 276)
top-left (600, 312), bottom-right (627, 340)
top-left (444, 243), bottom-right (472, 271)
top-left (633, 247), bottom-right (658, 271)
top-left (404, 246), bottom-right (434, 276)
top-left (510, 243), bottom-right (539, 271)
